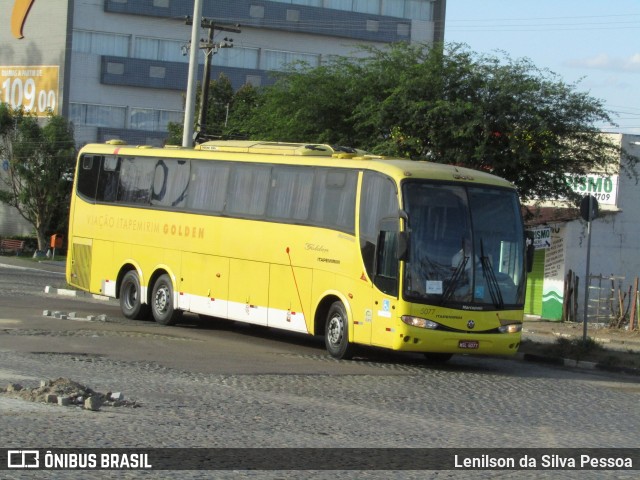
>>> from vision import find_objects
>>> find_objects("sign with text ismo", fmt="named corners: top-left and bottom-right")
top-left (565, 174), bottom-right (618, 206)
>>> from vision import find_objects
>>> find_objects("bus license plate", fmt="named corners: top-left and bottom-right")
top-left (459, 340), bottom-right (479, 349)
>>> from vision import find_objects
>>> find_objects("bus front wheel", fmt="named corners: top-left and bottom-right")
top-left (324, 301), bottom-right (355, 360)
top-left (120, 271), bottom-right (149, 320)
top-left (151, 274), bottom-right (182, 326)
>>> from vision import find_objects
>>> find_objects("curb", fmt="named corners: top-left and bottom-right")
top-left (44, 285), bottom-right (111, 302)
top-left (517, 352), bottom-right (640, 377)
top-left (523, 328), bottom-right (640, 350)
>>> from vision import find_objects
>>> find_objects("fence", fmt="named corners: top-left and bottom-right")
top-left (563, 271), bottom-right (639, 329)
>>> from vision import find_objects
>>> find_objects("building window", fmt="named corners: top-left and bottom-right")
top-left (152, 0), bottom-right (169, 7)
top-left (130, 108), bottom-right (182, 131)
top-left (73, 30), bottom-right (130, 56)
top-left (324, 0), bottom-right (352, 11)
top-left (135, 37), bottom-right (186, 63)
top-left (382, 0), bottom-right (405, 17)
top-left (366, 20), bottom-right (380, 32)
top-left (216, 47), bottom-right (260, 69)
top-left (406, 0), bottom-right (432, 21)
top-left (250, 5), bottom-right (265, 18)
top-left (262, 49), bottom-right (320, 71)
top-left (319, 0), bottom-right (432, 21)
top-left (70, 103), bottom-right (127, 128)
top-left (354, 0), bottom-right (380, 14)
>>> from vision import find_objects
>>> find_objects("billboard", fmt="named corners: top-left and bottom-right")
top-left (0, 65), bottom-right (59, 115)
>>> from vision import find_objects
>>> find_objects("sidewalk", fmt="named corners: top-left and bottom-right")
top-left (523, 316), bottom-right (640, 352)
top-left (0, 254), bottom-right (66, 273)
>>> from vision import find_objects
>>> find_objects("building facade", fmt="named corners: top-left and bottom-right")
top-left (1, 0), bottom-right (446, 146)
top-left (0, 0), bottom-right (445, 237)
top-left (525, 134), bottom-right (640, 325)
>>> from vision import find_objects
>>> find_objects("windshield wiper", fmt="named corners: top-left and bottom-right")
top-left (441, 255), bottom-right (468, 304)
top-left (480, 239), bottom-right (504, 309)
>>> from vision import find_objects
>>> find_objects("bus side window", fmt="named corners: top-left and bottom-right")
top-left (96, 156), bottom-right (121, 202)
top-left (310, 169), bottom-right (357, 233)
top-left (151, 158), bottom-right (190, 208)
top-left (76, 155), bottom-right (102, 201)
top-left (226, 164), bottom-right (271, 217)
top-left (118, 156), bottom-right (155, 205)
top-left (188, 161), bottom-right (230, 213)
top-left (267, 166), bottom-right (314, 221)
top-left (375, 217), bottom-right (400, 297)
top-left (359, 172), bottom-right (398, 280)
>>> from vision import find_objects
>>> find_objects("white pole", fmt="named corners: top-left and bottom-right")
top-left (182, 0), bottom-right (203, 148)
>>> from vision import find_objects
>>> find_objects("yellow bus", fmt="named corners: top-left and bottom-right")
top-left (67, 140), bottom-right (528, 361)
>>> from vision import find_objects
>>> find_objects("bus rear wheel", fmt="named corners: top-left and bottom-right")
top-left (324, 301), bottom-right (355, 360)
top-left (120, 270), bottom-right (149, 320)
top-left (151, 274), bottom-right (182, 326)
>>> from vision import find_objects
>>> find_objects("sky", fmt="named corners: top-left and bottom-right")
top-left (444, 0), bottom-right (640, 134)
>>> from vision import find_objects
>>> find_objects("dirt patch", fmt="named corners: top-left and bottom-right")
top-left (1, 377), bottom-right (140, 410)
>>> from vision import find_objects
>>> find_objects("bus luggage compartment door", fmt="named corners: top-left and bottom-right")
top-left (70, 238), bottom-right (92, 291)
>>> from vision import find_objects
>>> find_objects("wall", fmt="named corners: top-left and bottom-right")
top-left (545, 134), bottom-right (640, 321)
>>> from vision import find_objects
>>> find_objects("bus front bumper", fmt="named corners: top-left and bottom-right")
top-left (392, 327), bottom-right (522, 356)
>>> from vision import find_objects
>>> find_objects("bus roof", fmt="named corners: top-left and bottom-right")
top-left (79, 140), bottom-right (515, 189)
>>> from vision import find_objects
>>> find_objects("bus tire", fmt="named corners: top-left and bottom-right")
top-left (423, 352), bottom-right (453, 363)
top-left (151, 274), bottom-right (182, 326)
top-left (324, 301), bottom-right (355, 360)
top-left (119, 271), bottom-right (149, 320)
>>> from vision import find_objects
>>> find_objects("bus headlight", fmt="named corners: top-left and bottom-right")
top-left (498, 323), bottom-right (522, 334)
top-left (401, 316), bottom-right (439, 330)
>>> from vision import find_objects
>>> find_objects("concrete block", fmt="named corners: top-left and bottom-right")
top-left (46, 394), bottom-right (58, 404)
top-left (7, 383), bottom-right (23, 392)
top-left (84, 396), bottom-right (102, 411)
top-left (58, 396), bottom-right (71, 406)
top-left (110, 392), bottom-right (124, 401)
top-left (43, 310), bottom-right (51, 316)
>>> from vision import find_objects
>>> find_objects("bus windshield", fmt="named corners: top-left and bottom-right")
top-left (402, 182), bottom-right (526, 309)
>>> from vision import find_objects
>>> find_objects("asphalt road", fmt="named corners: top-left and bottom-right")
top-left (0, 259), bottom-right (638, 479)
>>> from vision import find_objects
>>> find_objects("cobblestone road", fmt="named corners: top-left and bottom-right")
top-left (0, 260), bottom-right (638, 479)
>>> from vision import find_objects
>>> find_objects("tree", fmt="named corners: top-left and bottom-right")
top-left (0, 104), bottom-right (76, 251)
top-left (166, 73), bottom-right (260, 145)
top-left (245, 43), bottom-right (637, 203)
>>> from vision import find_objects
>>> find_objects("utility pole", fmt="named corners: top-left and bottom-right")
top-left (185, 17), bottom-right (240, 143)
top-left (182, 0), bottom-right (203, 148)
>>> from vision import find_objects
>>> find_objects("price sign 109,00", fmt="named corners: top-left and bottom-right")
top-left (0, 66), bottom-right (59, 116)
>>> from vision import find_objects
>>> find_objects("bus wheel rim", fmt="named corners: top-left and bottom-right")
top-left (327, 315), bottom-right (344, 346)
top-left (124, 283), bottom-right (137, 309)
top-left (154, 285), bottom-right (170, 313)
